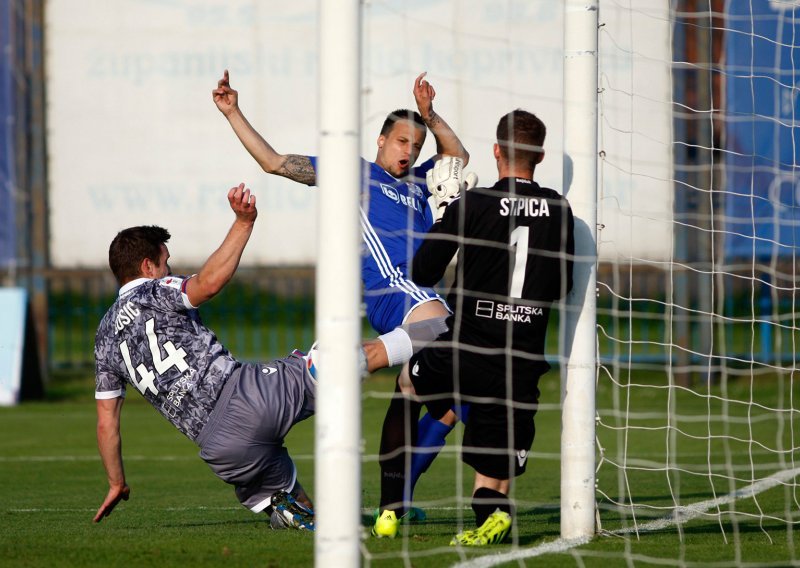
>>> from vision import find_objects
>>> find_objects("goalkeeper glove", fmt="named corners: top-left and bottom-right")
top-left (425, 156), bottom-right (478, 222)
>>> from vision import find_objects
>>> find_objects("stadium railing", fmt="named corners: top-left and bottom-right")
top-left (45, 266), bottom-right (316, 371)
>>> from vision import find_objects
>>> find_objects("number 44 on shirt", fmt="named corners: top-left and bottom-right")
top-left (118, 318), bottom-right (188, 395)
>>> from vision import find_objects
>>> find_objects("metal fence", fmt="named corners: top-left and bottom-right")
top-left (597, 260), bottom-right (800, 386)
top-left (34, 262), bottom-right (796, 377)
top-left (46, 267), bottom-right (317, 371)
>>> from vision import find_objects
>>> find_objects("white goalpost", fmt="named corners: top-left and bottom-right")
top-left (33, 0), bottom-right (800, 565)
top-left (315, 0), bottom-right (362, 565)
top-left (561, 0), bottom-right (600, 540)
top-left (589, 1), bottom-right (800, 565)
top-left (312, 0), bottom-right (800, 565)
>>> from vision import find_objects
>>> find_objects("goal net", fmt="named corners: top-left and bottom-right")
top-left (33, 0), bottom-right (800, 564)
top-left (355, 0), bottom-right (800, 566)
top-left (592, 0), bottom-right (800, 565)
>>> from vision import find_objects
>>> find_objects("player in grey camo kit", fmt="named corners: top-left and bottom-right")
top-left (93, 183), bottom-right (387, 528)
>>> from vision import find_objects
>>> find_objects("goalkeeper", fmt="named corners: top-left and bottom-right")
top-left (213, 70), bottom-right (475, 514)
top-left (374, 110), bottom-right (575, 545)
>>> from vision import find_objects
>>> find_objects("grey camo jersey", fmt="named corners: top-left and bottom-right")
top-left (94, 276), bottom-right (238, 442)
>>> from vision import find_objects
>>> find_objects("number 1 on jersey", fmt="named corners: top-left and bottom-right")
top-left (509, 225), bottom-right (530, 298)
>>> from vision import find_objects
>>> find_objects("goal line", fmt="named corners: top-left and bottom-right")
top-left (452, 466), bottom-right (800, 568)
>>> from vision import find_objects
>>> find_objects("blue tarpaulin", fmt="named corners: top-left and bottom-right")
top-left (724, 2), bottom-right (800, 260)
top-left (0, 0), bottom-right (16, 267)
top-left (0, 0), bottom-right (16, 268)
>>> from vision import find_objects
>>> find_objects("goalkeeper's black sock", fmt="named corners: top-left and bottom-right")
top-left (378, 379), bottom-right (421, 514)
top-left (472, 487), bottom-right (512, 526)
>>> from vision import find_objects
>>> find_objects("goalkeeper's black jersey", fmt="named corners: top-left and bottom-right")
top-left (412, 177), bottom-right (574, 362)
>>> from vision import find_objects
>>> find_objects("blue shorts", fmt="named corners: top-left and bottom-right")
top-left (363, 280), bottom-right (448, 334)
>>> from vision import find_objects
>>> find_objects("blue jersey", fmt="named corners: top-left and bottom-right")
top-left (309, 156), bottom-right (445, 333)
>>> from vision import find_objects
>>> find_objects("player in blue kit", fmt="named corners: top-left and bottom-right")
top-left (373, 110), bottom-right (574, 544)
top-left (213, 70), bottom-right (473, 516)
top-left (212, 70), bottom-right (467, 335)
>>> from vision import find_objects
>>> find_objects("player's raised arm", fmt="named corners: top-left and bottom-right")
top-left (213, 70), bottom-right (316, 186)
top-left (413, 72), bottom-right (469, 164)
top-left (94, 397), bottom-right (129, 522)
top-left (185, 184), bottom-right (258, 307)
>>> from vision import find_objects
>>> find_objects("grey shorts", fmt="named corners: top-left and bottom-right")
top-left (197, 355), bottom-right (316, 512)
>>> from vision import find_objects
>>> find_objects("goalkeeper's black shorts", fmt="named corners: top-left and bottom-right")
top-left (408, 339), bottom-right (545, 479)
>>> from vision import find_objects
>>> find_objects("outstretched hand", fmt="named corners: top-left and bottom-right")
top-left (212, 69), bottom-right (239, 116)
top-left (228, 183), bottom-right (258, 224)
top-left (413, 72), bottom-right (436, 120)
top-left (93, 484), bottom-right (130, 523)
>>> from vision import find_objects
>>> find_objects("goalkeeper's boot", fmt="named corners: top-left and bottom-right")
top-left (372, 506), bottom-right (427, 525)
top-left (371, 509), bottom-right (400, 539)
top-left (270, 491), bottom-right (315, 531)
top-left (450, 509), bottom-right (511, 546)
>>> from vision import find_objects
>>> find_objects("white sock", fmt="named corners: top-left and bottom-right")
top-left (403, 316), bottom-right (449, 346)
top-left (358, 346), bottom-right (368, 379)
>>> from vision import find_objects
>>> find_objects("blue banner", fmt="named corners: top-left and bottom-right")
top-left (724, 2), bottom-right (800, 259)
top-left (0, 0), bottom-right (16, 268)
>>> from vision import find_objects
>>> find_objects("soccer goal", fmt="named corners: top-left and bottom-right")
top-left (316, 1), bottom-right (800, 566)
top-left (591, 1), bottom-right (800, 565)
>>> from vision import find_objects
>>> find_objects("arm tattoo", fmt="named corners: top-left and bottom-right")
top-left (278, 155), bottom-right (316, 186)
top-left (425, 111), bottom-right (442, 129)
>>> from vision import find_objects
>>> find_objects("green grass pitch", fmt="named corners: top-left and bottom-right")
top-left (0, 369), bottom-right (797, 567)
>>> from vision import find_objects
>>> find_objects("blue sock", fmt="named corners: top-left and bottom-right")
top-left (455, 404), bottom-right (470, 424)
top-left (408, 414), bottom-right (454, 491)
